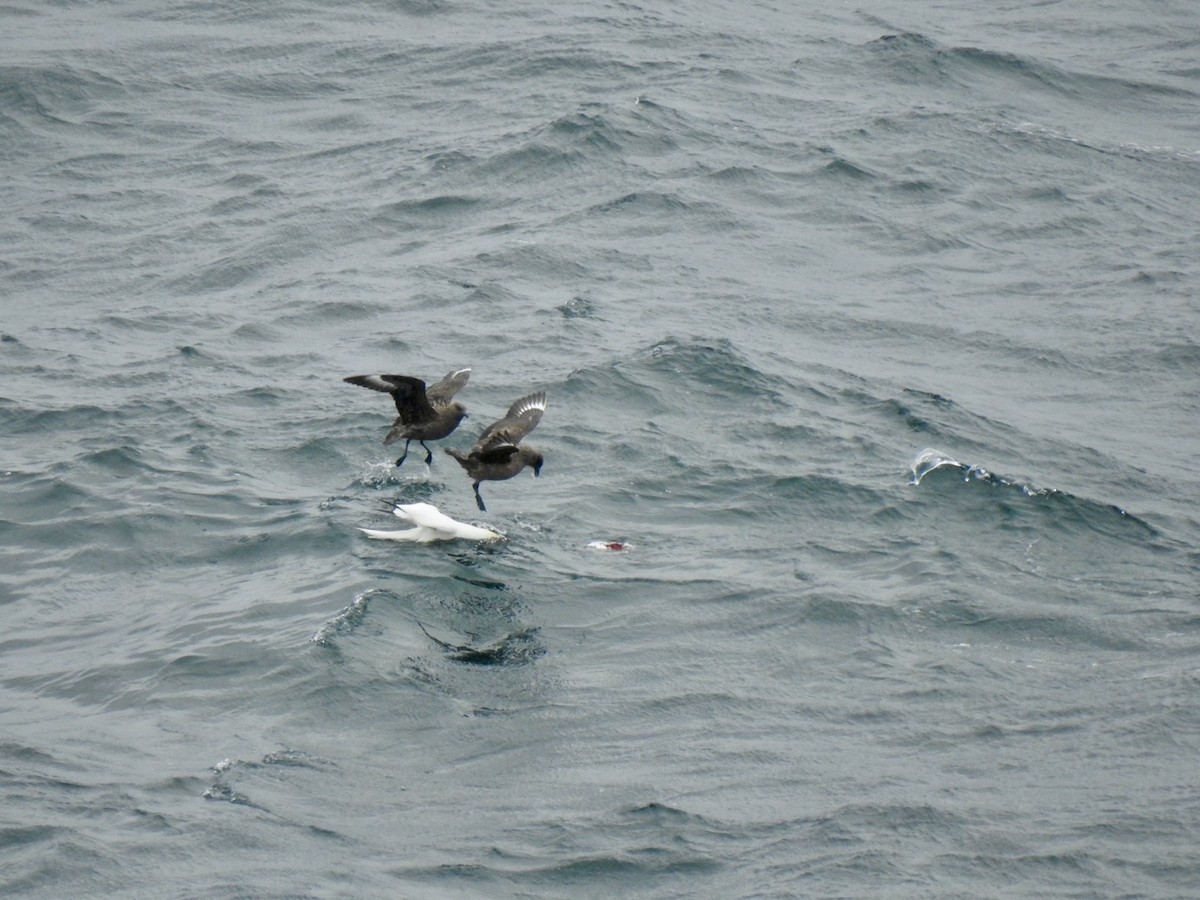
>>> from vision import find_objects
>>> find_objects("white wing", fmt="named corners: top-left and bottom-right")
top-left (359, 526), bottom-right (429, 542)
top-left (370, 502), bottom-right (503, 542)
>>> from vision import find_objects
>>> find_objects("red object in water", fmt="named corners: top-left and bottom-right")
top-left (587, 539), bottom-right (632, 551)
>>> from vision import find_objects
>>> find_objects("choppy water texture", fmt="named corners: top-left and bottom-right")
top-left (3, 0), bottom-right (1199, 896)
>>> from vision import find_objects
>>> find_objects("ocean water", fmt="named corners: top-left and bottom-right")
top-left (3, 0), bottom-right (1199, 896)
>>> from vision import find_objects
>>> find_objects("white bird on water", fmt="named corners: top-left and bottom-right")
top-left (358, 502), bottom-right (503, 543)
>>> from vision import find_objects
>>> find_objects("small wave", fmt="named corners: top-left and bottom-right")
top-left (819, 153), bottom-right (877, 181)
top-left (461, 105), bottom-right (667, 187)
top-left (576, 189), bottom-right (738, 235)
top-left (563, 334), bottom-right (781, 414)
top-left (908, 447), bottom-right (981, 486)
top-left (203, 749), bottom-right (332, 809)
top-left (310, 590), bottom-right (378, 647)
top-left (557, 295), bottom-right (599, 319)
top-left (592, 190), bottom-right (690, 215)
top-left (3, 402), bottom-right (120, 438)
top-left (0, 63), bottom-right (127, 123)
top-left (200, 783), bottom-right (259, 806)
top-left (476, 140), bottom-right (590, 183)
top-left (867, 30), bottom-right (1200, 128)
top-left (372, 194), bottom-right (482, 225)
top-left (545, 108), bottom-right (626, 152)
top-left (209, 749), bottom-right (332, 776)
top-left (639, 335), bottom-right (787, 401)
top-left (908, 447), bottom-right (1157, 538)
top-left (1001, 120), bottom-right (1200, 165)
top-left (869, 32), bottom-right (939, 52)
top-left (867, 32), bottom-right (1045, 88)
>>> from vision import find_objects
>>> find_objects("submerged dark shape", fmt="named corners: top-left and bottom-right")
top-left (344, 368), bottom-right (470, 466)
top-left (418, 622), bottom-right (543, 666)
top-left (445, 390), bottom-right (546, 511)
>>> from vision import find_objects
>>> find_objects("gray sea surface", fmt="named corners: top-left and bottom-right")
top-left (3, 0), bottom-right (1199, 896)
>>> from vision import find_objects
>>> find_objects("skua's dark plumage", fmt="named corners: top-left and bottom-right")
top-left (344, 368), bottom-right (470, 466)
top-left (445, 391), bottom-right (546, 511)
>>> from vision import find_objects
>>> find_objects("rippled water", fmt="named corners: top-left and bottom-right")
top-left (3, 0), bottom-right (1199, 896)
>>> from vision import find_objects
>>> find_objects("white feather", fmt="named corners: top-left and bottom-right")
top-left (359, 502), bottom-right (502, 543)
top-left (514, 394), bottom-right (546, 416)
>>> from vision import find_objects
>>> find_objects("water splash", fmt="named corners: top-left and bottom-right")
top-left (309, 591), bottom-right (374, 646)
top-left (907, 448), bottom-right (1155, 536)
top-left (907, 447), bottom-right (997, 486)
top-left (908, 447), bottom-right (1053, 496)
